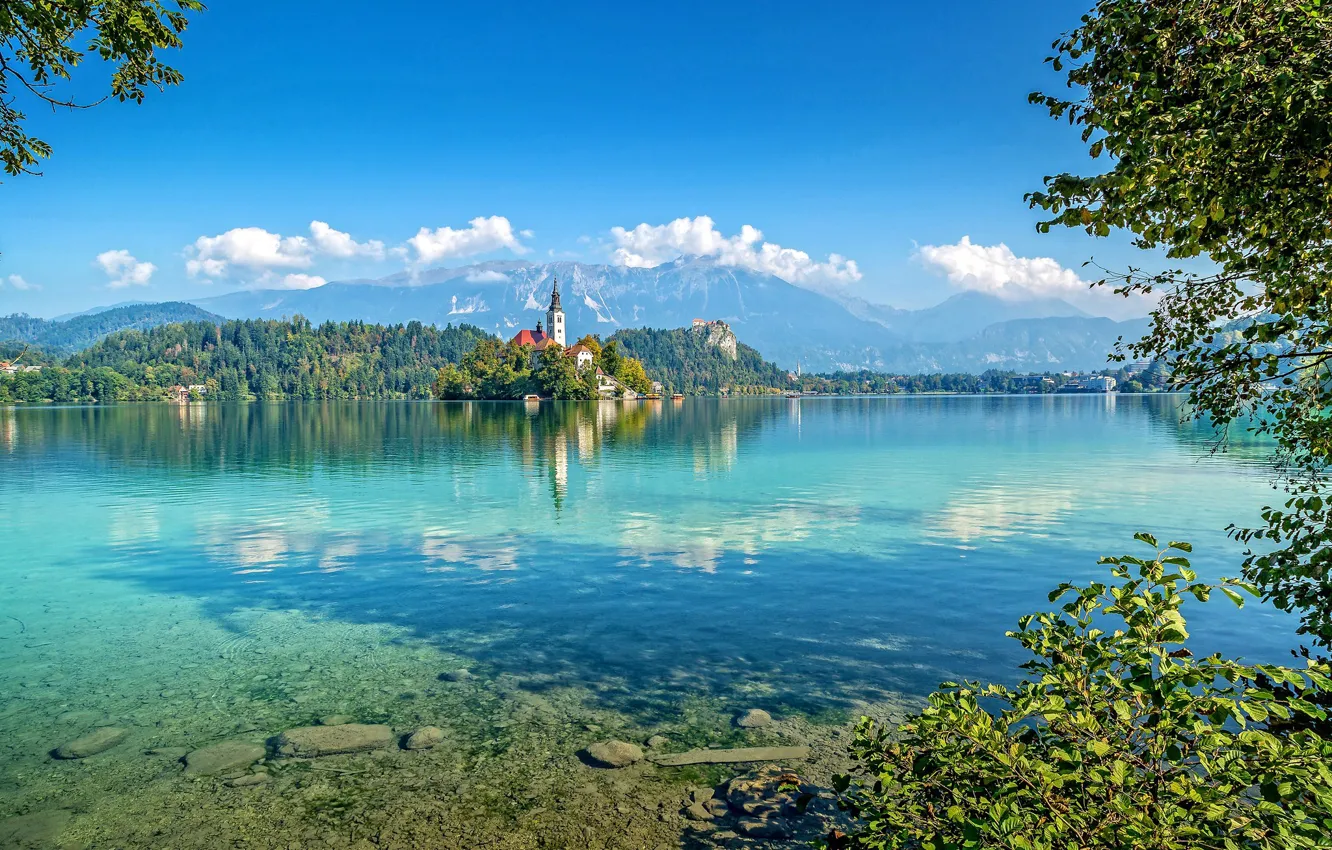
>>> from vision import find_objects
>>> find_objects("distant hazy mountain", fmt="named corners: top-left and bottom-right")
top-left (194, 258), bottom-right (895, 371)
top-left (831, 290), bottom-right (1087, 343)
top-left (0, 302), bottom-right (223, 354)
top-left (188, 259), bottom-right (1145, 373)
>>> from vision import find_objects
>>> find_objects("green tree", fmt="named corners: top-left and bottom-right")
top-left (433, 363), bottom-right (470, 400)
top-left (598, 339), bottom-right (622, 378)
top-left (2, 1), bottom-right (204, 179)
top-left (615, 355), bottom-right (651, 394)
top-left (1028, 0), bottom-right (1332, 647)
top-left (830, 536), bottom-right (1332, 850)
top-left (574, 334), bottom-right (602, 358)
top-left (536, 345), bottom-right (595, 400)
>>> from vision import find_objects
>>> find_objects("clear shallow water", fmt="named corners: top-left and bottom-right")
top-left (0, 396), bottom-right (1299, 847)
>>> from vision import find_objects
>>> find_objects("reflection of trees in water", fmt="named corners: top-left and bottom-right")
top-left (0, 401), bottom-right (784, 505)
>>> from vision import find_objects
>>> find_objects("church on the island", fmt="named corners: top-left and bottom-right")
top-left (510, 275), bottom-right (624, 394)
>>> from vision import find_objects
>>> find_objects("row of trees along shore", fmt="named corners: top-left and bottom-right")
top-left (0, 319), bottom-right (1165, 403)
top-left (5, 3), bottom-right (1332, 848)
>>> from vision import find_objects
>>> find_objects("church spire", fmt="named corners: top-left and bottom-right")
top-left (545, 272), bottom-right (567, 346)
top-left (549, 273), bottom-right (562, 311)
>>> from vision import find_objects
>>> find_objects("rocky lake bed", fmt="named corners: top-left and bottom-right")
top-left (1, 598), bottom-right (891, 849)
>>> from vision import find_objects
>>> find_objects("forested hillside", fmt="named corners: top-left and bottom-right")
top-left (609, 324), bottom-right (791, 394)
top-left (0, 318), bottom-right (490, 403)
top-left (0, 302), bottom-right (223, 353)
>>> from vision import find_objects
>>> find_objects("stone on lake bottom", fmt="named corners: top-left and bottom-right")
top-left (645, 734), bottom-right (669, 749)
top-left (225, 773), bottom-right (269, 788)
top-left (735, 708), bottom-right (773, 728)
top-left (185, 740), bottom-right (266, 776)
top-left (439, 669), bottom-right (472, 682)
top-left (318, 715), bottom-right (354, 726)
top-left (277, 724), bottom-right (393, 757)
top-left (583, 740), bottom-right (644, 768)
top-left (54, 727), bottom-right (129, 759)
top-left (683, 802), bottom-right (714, 821)
top-left (404, 726), bottom-right (445, 750)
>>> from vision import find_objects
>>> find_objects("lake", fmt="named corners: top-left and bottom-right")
top-left (0, 397), bottom-right (1296, 848)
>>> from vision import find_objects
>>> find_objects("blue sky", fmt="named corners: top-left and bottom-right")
top-left (0, 0), bottom-right (1150, 318)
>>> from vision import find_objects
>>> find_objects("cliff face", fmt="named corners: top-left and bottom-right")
top-left (699, 321), bottom-right (738, 360)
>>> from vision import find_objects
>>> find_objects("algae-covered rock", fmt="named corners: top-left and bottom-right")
top-left (583, 740), bottom-right (644, 768)
top-left (735, 708), bottom-right (773, 728)
top-left (185, 740), bottom-right (266, 775)
top-left (318, 714), bottom-right (354, 726)
top-left (277, 723), bottom-right (393, 757)
top-left (54, 727), bottom-right (129, 759)
top-left (404, 726), bottom-right (445, 750)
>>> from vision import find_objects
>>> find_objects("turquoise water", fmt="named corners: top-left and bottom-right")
top-left (0, 397), bottom-right (1297, 847)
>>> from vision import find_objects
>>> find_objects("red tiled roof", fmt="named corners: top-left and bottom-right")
top-left (532, 337), bottom-right (561, 350)
top-left (511, 329), bottom-right (548, 346)
top-left (565, 344), bottom-right (593, 355)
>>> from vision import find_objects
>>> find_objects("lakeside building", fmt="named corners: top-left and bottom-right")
top-left (1059, 375), bottom-right (1117, 393)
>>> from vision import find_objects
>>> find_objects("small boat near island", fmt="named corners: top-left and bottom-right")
top-left (671, 393), bottom-right (684, 401)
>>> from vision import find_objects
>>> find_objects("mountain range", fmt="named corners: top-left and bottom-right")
top-left (185, 259), bottom-right (1146, 373)
top-left (4, 259), bottom-right (1148, 373)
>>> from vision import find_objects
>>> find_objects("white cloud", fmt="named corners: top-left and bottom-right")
top-left (405, 216), bottom-right (528, 267)
top-left (4, 274), bottom-right (40, 290)
top-left (609, 215), bottom-right (861, 286)
top-left (465, 269), bottom-right (510, 283)
top-left (916, 236), bottom-right (1088, 299)
top-left (185, 221), bottom-right (385, 280)
top-left (95, 250), bottom-right (156, 288)
top-left (186, 227), bottom-right (312, 278)
top-left (276, 273), bottom-right (327, 290)
top-left (309, 220), bottom-right (385, 260)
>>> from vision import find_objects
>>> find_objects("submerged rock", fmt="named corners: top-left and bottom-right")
top-left (318, 715), bottom-right (354, 727)
top-left (53, 727), bottom-right (129, 759)
top-left (645, 734), bottom-right (669, 749)
top-left (683, 802), bottom-right (714, 821)
top-left (582, 740), bottom-right (644, 768)
top-left (735, 708), bottom-right (773, 728)
top-left (439, 669), bottom-right (472, 683)
top-left (225, 772), bottom-right (269, 788)
top-left (185, 740), bottom-right (266, 776)
top-left (404, 726), bottom-right (445, 750)
top-left (277, 724), bottom-right (393, 757)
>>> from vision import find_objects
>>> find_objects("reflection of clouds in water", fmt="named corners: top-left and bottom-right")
top-left (929, 483), bottom-right (1076, 544)
top-left (616, 498), bottom-right (859, 572)
top-left (108, 503), bottom-right (161, 545)
top-left (195, 501), bottom-right (332, 573)
top-left (421, 527), bottom-right (519, 572)
top-left (318, 537), bottom-right (359, 572)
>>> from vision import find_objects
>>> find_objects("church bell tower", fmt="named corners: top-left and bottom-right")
top-left (546, 274), bottom-right (566, 347)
